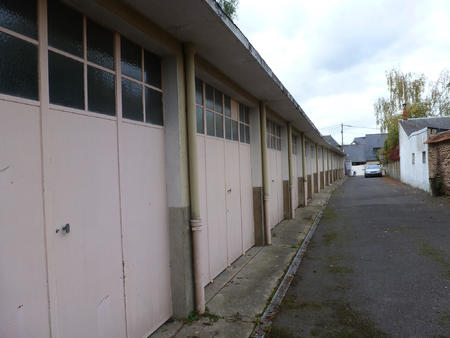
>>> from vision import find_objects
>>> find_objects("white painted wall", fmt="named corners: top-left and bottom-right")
top-left (399, 125), bottom-right (430, 192)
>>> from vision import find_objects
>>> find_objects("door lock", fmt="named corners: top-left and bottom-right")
top-left (56, 223), bottom-right (70, 234)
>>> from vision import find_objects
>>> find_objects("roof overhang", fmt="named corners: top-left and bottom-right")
top-left (68, 0), bottom-right (344, 154)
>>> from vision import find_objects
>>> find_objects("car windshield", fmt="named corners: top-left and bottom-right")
top-left (367, 165), bottom-right (380, 169)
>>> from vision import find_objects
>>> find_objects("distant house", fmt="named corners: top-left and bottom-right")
top-left (399, 116), bottom-right (450, 192)
top-left (343, 133), bottom-right (388, 175)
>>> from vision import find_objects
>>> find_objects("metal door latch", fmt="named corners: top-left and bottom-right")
top-left (56, 223), bottom-right (70, 234)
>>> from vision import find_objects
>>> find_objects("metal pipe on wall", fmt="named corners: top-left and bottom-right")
top-left (184, 43), bottom-right (205, 314)
top-left (260, 102), bottom-right (271, 245)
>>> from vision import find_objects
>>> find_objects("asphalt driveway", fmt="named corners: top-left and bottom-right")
top-left (269, 176), bottom-right (450, 337)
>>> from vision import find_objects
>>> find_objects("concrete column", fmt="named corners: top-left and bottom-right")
top-left (322, 146), bottom-right (325, 188)
top-left (287, 124), bottom-right (295, 219)
top-left (301, 133), bottom-right (308, 206)
top-left (327, 149), bottom-right (331, 184)
top-left (315, 144), bottom-right (319, 193)
top-left (250, 106), bottom-right (264, 245)
top-left (260, 102), bottom-right (271, 245)
top-left (184, 43), bottom-right (205, 314)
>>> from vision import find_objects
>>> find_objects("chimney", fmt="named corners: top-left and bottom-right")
top-left (402, 103), bottom-right (407, 120)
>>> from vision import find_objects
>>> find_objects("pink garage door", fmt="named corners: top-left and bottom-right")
top-left (46, 109), bottom-right (126, 338)
top-left (267, 120), bottom-right (284, 228)
top-left (0, 101), bottom-right (51, 338)
top-left (196, 86), bottom-right (255, 284)
top-left (120, 123), bottom-right (172, 338)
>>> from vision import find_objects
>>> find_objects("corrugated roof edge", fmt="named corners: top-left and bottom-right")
top-left (204, 0), bottom-right (343, 154)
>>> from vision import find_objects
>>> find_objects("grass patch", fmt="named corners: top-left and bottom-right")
top-left (322, 232), bottom-right (338, 245)
top-left (327, 265), bottom-right (354, 274)
top-left (418, 242), bottom-right (450, 279)
top-left (268, 326), bottom-right (296, 337)
top-left (322, 208), bottom-right (337, 221)
top-left (310, 301), bottom-right (387, 337)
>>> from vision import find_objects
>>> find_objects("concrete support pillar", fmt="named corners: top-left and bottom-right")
top-left (260, 102), bottom-right (271, 245)
top-left (184, 43), bottom-right (205, 314)
top-left (315, 144), bottom-right (319, 193)
top-left (322, 146), bottom-right (325, 188)
top-left (301, 133), bottom-right (308, 206)
top-left (287, 124), bottom-right (295, 219)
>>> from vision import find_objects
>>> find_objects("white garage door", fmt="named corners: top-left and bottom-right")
top-left (0, 2), bottom-right (172, 336)
top-left (267, 120), bottom-right (284, 228)
top-left (196, 80), bottom-right (254, 284)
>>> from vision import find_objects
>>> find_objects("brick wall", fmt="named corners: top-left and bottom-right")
top-left (428, 139), bottom-right (450, 196)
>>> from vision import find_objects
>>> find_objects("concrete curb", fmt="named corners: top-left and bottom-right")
top-left (251, 179), bottom-right (345, 337)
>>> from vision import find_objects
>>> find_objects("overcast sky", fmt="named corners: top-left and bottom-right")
top-left (235, 0), bottom-right (450, 144)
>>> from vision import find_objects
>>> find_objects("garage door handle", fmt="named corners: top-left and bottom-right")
top-left (227, 188), bottom-right (232, 193)
top-left (56, 223), bottom-right (70, 234)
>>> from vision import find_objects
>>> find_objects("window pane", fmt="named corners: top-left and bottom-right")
top-left (205, 84), bottom-right (214, 110)
top-left (214, 89), bottom-right (223, 113)
top-left (88, 66), bottom-right (115, 116)
top-left (122, 78), bottom-right (143, 121)
top-left (144, 50), bottom-right (161, 88)
top-left (239, 104), bottom-right (245, 122)
top-left (48, 0), bottom-right (83, 57)
top-left (225, 118), bottom-right (231, 140)
top-left (245, 126), bottom-right (250, 143)
top-left (224, 96), bottom-right (231, 116)
top-left (240, 123), bottom-right (245, 142)
top-left (232, 120), bottom-right (238, 141)
top-left (121, 37), bottom-right (141, 80)
top-left (49, 51), bottom-right (84, 109)
top-left (87, 19), bottom-right (114, 70)
top-left (196, 105), bottom-right (204, 134)
top-left (0, 0), bottom-right (37, 39)
top-left (206, 110), bottom-right (214, 136)
top-left (145, 87), bottom-right (163, 126)
top-left (0, 32), bottom-right (38, 100)
top-left (245, 108), bottom-right (250, 124)
top-left (195, 79), bottom-right (203, 105)
top-left (215, 113), bottom-right (223, 138)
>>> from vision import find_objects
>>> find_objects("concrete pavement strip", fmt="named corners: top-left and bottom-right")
top-left (151, 178), bottom-right (346, 338)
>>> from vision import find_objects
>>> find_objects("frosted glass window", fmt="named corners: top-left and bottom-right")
top-left (225, 118), bottom-right (232, 140)
top-left (145, 87), bottom-right (163, 126)
top-left (122, 78), bottom-right (143, 121)
top-left (214, 89), bottom-right (223, 113)
top-left (87, 19), bottom-right (114, 70)
top-left (205, 84), bottom-right (214, 110)
top-left (87, 66), bottom-right (115, 116)
top-left (48, 0), bottom-right (83, 57)
top-left (144, 50), bottom-right (161, 88)
top-left (0, 0), bottom-right (37, 39)
top-left (49, 51), bottom-right (84, 109)
top-left (0, 32), bottom-right (38, 100)
top-left (215, 114), bottom-right (223, 138)
top-left (196, 106), bottom-right (204, 134)
top-left (206, 110), bottom-right (214, 136)
top-left (121, 37), bottom-right (141, 80)
top-left (195, 79), bottom-right (203, 105)
top-left (224, 96), bottom-right (231, 116)
top-left (232, 120), bottom-right (238, 141)
top-left (240, 123), bottom-right (245, 143)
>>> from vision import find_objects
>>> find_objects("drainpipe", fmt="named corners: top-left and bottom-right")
top-left (184, 43), bottom-right (205, 314)
top-left (301, 133), bottom-right (308, 206)
top-left (315, 144), bottom-right (319, 192)
top-left (260, 102), bottom-right (271, 245)
top-left (287, 124), bottom-right (295, 219)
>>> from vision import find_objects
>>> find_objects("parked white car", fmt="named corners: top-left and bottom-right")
top-left (365, 164), bottom-right (382, 178)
